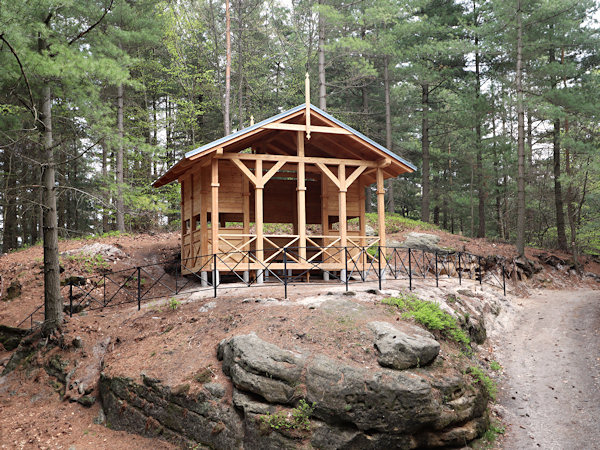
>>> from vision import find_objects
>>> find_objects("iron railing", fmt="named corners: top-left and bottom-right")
top-left (16, 245), bottom-right (509, 330)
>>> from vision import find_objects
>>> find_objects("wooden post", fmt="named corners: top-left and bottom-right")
top-left (376, 168), bottom-right (386, 248)
top-left (338, 163), bottom-right (347, 247)
top-left (359, 177), bottom-right (366, 246)
top-left (359, 178), bottom-right (366, 272)
top-left (255, 159), bottom-right (264, 268)
top-left (297, 131), bottom-right (306, 260)
top-left (200, 166), bottom-right (209, 284)
top-left (180, 177), bottom-right (186, 270)
top-left (242, 177), bottom-right (250, 234)
top-left (190, 173), bottom-right (196, 268)
top-left (211, 158), bottom-right (219, 255)
top-left (321, 173), bottom-right (329, 237)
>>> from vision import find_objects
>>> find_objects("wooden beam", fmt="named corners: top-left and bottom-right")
top-left (211, 158), bottom-right (219, 254)
top-left (346, 165), bottom-right (367, 188)
top-left (230, 158), bottom-right (258, 186)
top-left (376, 167), bottom-right (386, 248)
top-left (297, 131), bottom-right (306, 260)
top-left (315, 163), bottom-right (341, 190)
top-left (339, 163), bottom-right (347, 248)
top-left (218, 152), bottom-right (376, 168)
top-left (261, 159), bottom-right (286, 186)
top-left (261, 123), bottom-right (352, 135)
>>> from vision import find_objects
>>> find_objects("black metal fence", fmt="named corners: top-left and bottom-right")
top-left (16, 246), bottom-right (508, 330)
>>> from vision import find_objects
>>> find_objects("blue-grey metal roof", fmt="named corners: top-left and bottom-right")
top-left (153, 103), bottom-right (416, 187)
top-left (308, 104), bottom-right (417, 171)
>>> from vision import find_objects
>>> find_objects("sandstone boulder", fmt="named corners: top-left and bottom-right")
top-left (368, 321), bottom-right (440, 369)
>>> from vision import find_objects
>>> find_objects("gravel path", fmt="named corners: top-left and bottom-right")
top-left (496, 289), bottom-right (600, 449)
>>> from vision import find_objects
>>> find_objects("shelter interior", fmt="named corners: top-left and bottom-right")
top-left (153, 100), bottom-right (415, 283)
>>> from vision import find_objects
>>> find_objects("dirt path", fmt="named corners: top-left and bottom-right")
top-left (495, 289), bottom-right (600, 449)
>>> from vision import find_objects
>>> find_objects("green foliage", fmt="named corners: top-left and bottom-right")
top-left (364, 214), bottom-right (439, 234)
top-left (64, 253), bottom-right (110, 274)
top-left (467, 366), bottom-right (497, 401)
top-left (489, 361), bottom-right (502, 371)
top-left (167, 297), bottom-right (181, 311)
top-left (259, 399), bottom-right (315, 432)
top-left (382, 293), bottom-right (470, 345)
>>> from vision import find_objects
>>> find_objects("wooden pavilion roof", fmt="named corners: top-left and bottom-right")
top-left (153, 103), bottom-right (416, 188)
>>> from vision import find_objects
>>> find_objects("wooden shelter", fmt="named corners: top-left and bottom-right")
top-left (153, 99), bottom-right (416, 283)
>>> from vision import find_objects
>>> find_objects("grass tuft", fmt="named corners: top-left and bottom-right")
top-left (382, 293), bottom-right (470, 345)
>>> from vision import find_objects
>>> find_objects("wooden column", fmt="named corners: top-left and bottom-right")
top-left (180, 176), bottom-right (186, 267)
top-left (338, 163), bottom-right (347, 248)
top-left (255, 159), bottom-right (264, 265)
top-left (297, 131), bottom-right (306, 260)
top-left (242, 176), bottom-right (250, 234)
top-left (376, 168), bottom-right (386, 248)
top-left (211, 158), bottom-right (219, 254)
top-left (359, 177), bottom-right (366, 247)
top-left (200, 167), bottom-right (209, 268)
top-left (321, 173), bottom-right (329, 238)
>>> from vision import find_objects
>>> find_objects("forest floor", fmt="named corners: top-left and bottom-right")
top-left (0, 228), bottom-right (599, 449)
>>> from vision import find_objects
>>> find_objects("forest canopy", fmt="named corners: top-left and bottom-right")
top-left (1, 0), bottom-right (599, 259)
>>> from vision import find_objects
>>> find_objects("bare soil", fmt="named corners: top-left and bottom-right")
top-left (494, 289), bottom-right (600, 449)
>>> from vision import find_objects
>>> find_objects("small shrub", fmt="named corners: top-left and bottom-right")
top-left (479, 421), bottom-right (505, 446)
top-left (382, 293), bottom-right (470, 345)
top-left (193, 366), bottom-right (214, 384)
top-left (467, 366), bottom-right (497, 400)
top-left (489, 361), bottom-right (502, 371)
top-left (167, 297), bottom-right (181, 311)
top-left (259, 399), bottom-right (316, 433)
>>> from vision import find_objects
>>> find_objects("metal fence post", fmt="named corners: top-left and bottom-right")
top-left (502, 264), bottom-right (506, 296)
top-left (213, 253), bottom-right (218, 298)
top-left (378, 246), bottom-right (382, 290)
top-left (103, 273), bottom-right (106, 306)
top-left (137, 266), bottom-right (141, 311)
top-left (435, 252), bottom-right (439, 287)
top-left (69, 283), bottom-right (73, 318)
top-left (344, 247), bottom-right (349, 292)
top-left (458, 252), bottom-right (462, 285)
top-left (408, 248), bottom-right (412, 291)
top-left (478, 256), bottom-right (482, 285)
top-left (283, 247), bottom-right (288, 299)
top-left (422, 250), bottom-right (426, 279)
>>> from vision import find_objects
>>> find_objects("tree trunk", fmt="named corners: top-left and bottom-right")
top-left (384, 55), bottom-right (395, 213)
top-left (553, 118), bottom-right (568, 250)
top-left (237, 0), bottom-right (244, 128)
top-left (362, 85), bottom-right (372, 213)
top-left (318, 0), bottom-right (326, 110)
top-left (515, 0), bottom-right (526, 256)
top-left (420, 83), bottom-right (430, 223)
top-left (2, 150), bottom-right (17, 252)
top-left (224, 0), bottom-right (231, 135)
top-left (116, 83), bottom-right (125, 232)
top-left (474, 24), bottom-right (485, 238)
top-left (41, 85), bottom-right (62, 334)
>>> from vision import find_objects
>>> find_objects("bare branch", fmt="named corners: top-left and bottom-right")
top-left (68, 0), bottom-right (115, 46)
top-left (0, 33), bottom-right (38, 122)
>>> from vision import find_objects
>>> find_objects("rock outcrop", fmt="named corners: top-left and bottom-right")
top-left (100, 332), bottom-right (489, 449)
